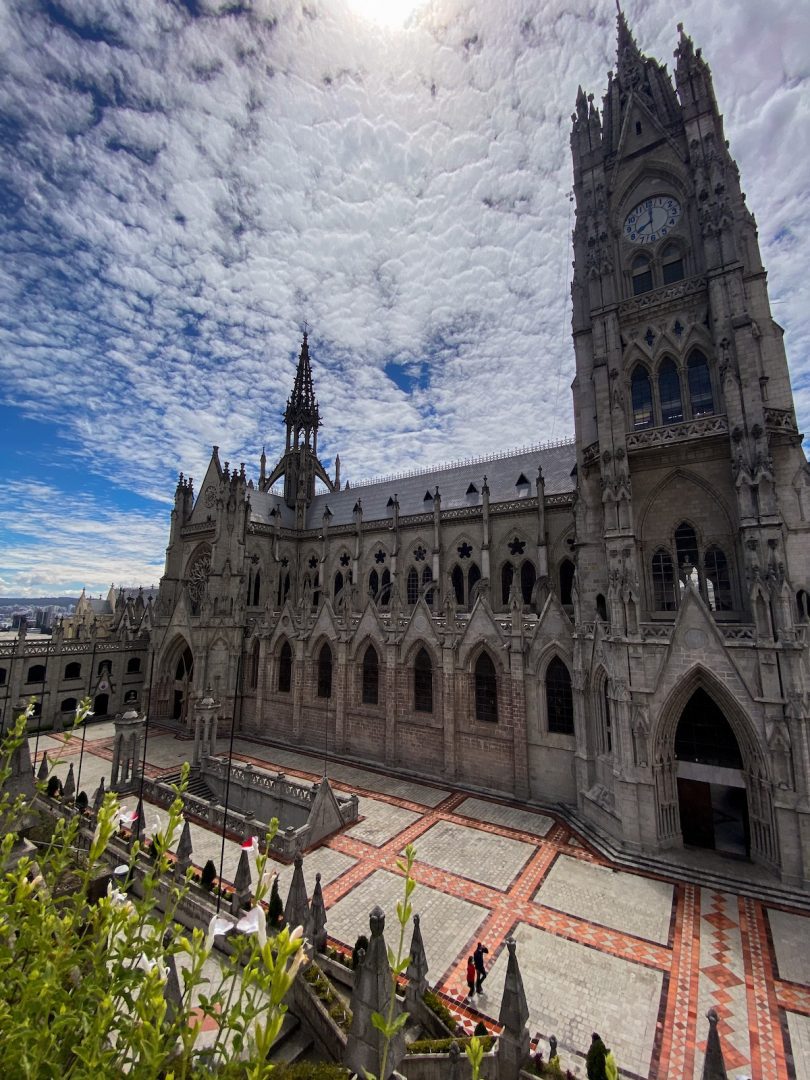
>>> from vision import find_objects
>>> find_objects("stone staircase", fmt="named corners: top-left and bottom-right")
top-left (266, 1012), bottom-right (317, 1065)
top-left (556, 804), bottom-right (810, 912)
top-left (158, 769), bottom-right (219, 806)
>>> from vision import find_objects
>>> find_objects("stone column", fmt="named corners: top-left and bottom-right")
top-left (335, 641), bottom-right (348, 754)
top-left (193, 692), bottom-right (219, 766)
top-left (110, 710), bottom-right (146, 793)
top-left (442, 643), bottom-right (456, 780)
top-left (384, 643), bottom-right (397, 767)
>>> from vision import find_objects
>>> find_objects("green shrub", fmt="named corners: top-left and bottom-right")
top-left (423, 989), bottom-right (455, 1029)
top-left (200, 858), bottom-right (216, 890)
top-left (407, 1036), bottom-right (495, 1055)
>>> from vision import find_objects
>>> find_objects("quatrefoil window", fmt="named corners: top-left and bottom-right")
top-left (280, 557), bottom-right (289, 568)
top-left (339, 553), bottom-right (350, 567)
top-left (374, 550), bottom-right (386, 564)
top-left (508, 537), bottom-right (526, 556)
top-left (308, 556), bottom-right (318, 569)
top-left (457, 542), bottom-right (473, 559)
top-left (414, 546), bottom-right (426, 562)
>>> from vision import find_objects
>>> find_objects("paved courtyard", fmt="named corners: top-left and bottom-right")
top-left (33, 721), bottom-right (810, 1079)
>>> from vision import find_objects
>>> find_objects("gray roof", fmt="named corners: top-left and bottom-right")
top-left (313, 441), bottom-right (575, 529)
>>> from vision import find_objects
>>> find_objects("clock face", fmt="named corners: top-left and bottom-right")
top-left (624, 195), bottom-right (681, 244)
top-left (204, 484), bottom-right (216, 508)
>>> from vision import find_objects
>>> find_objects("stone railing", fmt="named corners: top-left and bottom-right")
top-left (0, 638), bottom-right (147, 658)
top-left (626, 413), bottom-right (728, 452)
top-left (617, 273), bottom-right (706, 318)
top-left (142, 776), bottom-right (311, 859)
top-left (205, 758), bottom-right (317, 807)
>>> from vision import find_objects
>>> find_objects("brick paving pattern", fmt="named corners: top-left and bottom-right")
top-left (33, 723), bottom-right (810, 1079)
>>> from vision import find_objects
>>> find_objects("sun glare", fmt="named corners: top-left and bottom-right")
top-left (348, 0), bottom-right (421, 29)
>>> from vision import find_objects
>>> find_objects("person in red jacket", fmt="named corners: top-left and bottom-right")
top-left (466, 956), bottom-right (476, 999)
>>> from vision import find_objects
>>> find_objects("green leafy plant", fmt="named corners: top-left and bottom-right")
top-left (0, 701), bottom-right (308, 1078)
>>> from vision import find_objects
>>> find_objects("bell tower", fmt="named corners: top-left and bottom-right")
top-left (568, 9), bottom-right (810, 882)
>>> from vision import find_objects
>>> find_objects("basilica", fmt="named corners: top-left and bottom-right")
top-left (4, 14), bottom-right (810, 888)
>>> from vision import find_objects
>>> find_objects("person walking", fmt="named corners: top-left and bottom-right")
top-left (466, 956), bottom-right (476, 999)
top-left (473, 941), bottom-right (489, 993)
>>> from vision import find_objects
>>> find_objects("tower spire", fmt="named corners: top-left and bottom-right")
top-left (263, 331), bottom-right (338, 509)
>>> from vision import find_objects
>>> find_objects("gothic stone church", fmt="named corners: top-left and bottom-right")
top-left (17, 16), bottom-right (810, 887)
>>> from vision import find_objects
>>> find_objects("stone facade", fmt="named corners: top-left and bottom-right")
top-left (8, 15), bottom-right (810, 888)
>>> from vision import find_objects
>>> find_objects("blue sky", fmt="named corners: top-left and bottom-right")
top-left (1, 0), bottom-right (808, 596)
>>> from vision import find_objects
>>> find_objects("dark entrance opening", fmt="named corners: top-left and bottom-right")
top-left (171, 646), bottom-right (194, 721)
top-left (675, 688), bottom-right (750, 857)
top-left (94, 693), bottom-right (109, 716)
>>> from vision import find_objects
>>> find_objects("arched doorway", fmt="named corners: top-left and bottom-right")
top-left (94, 693), bottom-right (110, 717)
top-left (674, 688), bottom-right (750, 857)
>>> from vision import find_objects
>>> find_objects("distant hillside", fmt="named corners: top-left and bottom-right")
top-left (0, 597), bottom-right (78, 608)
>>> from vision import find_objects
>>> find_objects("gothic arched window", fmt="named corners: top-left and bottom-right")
top-left (675, 522), bottom-right (700, 580)
top-left (277, 572), bottom-right (290, 607)
top-left (474, 653), bottom-right (498, 723)
top-left (414, 648), bottom-right (433, 713)
top-left (362, 645), bottom-right (379, 705)
top-left (252, 570), bottom-right (261, 607)
top-left (596, 594), bottom-right (608, 622)
top-left (406, 567), bottom-right (419, 605)
top-left (278, 642), bottom-right (292, 693)
top-left (520, 560), bottom-right (536, 605)
top-left (369, 569), bottom-right (379, 600)
top-left (65, 661), bottom-right (82, 680)
top-left (468, 562), bottom-right (481, 603)
top-left (603, 681), bottom-right (613, 753)
top-left (380, 569), bottom-right (391, 607)
top-left (559, 558), bottom-right (575, 606)
top-left (631, 365), bottom-right (653, 429)
top-left (658, 357), bottom-right (683, 424)
top-left (422, 566), bottom-right (434, 607)
top-left (687, 350), bottom-right (714, 417)
top-left (501, 563), bottom-right (514, 606)
top-left (797, 589), bottom-right (810, 622)
top-left (451, 565), bottom-right (464, 605)
top-left (661, 243), bottom-right (684, 284)
top-left (704, 546), bottom-right (733, 611)
top-left (317, 643), bottom-right (332, 699)
top-left (26, 664), bottom-right (46, 683)
top-left (334, 570), bottom-right (344, 601)
top-left (546, 657), bottom-right (574, 735)
top-left (651, 549), bottom-right (677, 611)
top-left (632, 254), bottom-right (652, 295)
top-left (127, 658), bottom-right (141, 674)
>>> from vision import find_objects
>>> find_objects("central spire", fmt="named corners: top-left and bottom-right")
top-left (263, 331), bottom-right (338, 512)
top-left (284, 330), bottom-right (320, 432)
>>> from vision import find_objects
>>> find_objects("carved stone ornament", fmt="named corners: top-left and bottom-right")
top-left (187, 552), bottom-right (211, 605)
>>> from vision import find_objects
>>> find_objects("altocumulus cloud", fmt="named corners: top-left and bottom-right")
top-left (0, 483), bottom-right (166, 596)
top-left (0, 0), bottom-right (808, 595)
